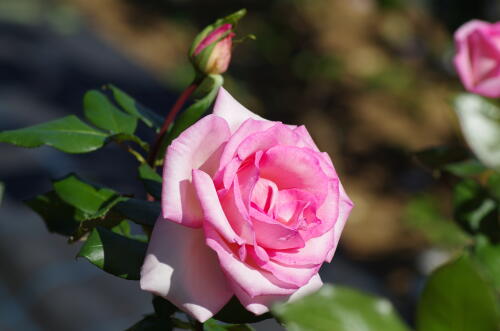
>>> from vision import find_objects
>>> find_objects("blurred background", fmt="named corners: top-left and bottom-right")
top-left (0, 0), bottom-right (499, 330)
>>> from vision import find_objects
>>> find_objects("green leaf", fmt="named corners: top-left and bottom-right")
top-left (114, 198), bottom-right (160, 227)
top-left (126, 315), bottom-right (173, 331)
top-left (25, 191), bottom-right (79, 236)
top-left (272, 285), bottom-right (409, 331)
top-left (164, 74), bottom-right (223, 147)
top-left (474, 237), bottom-right (500, 294)
top-left (138, 164), bottom-right (162, 200)
top-left (443, 159), bottom-right (487, 177)
top-left (487, 173), bottom-right (500, 201)
top-left (77, 227), bottom-right (147, 280)
top-left (405, 195), bottom-right (470, 248)
top-left (83, 90), bottom-right (137, 134)
top-left (53, 174), bottom-right (122, 221)
top-left (0, 115), bottom-right (108, 153)
top-left (214, 296), bottom-right (271, 324)
top-left (108, 84), bottom-right (164, 129)
top-left (417, 254), bottom-right (500, 331)
top-left (453, 179), bottom-right (500, 239)
top-left (203, 319), bottom-right (253, 331)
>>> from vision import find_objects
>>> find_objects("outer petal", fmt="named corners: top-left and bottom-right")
top-left (325, 182), bottom-right (354, 262)
top-left (213, 87), bottom-right (267, 133)
top-left (141, 218), bottom-right (233, 322)
top-left (205, 224), bottom-right (297, 298)
top-left (293, 125), bottom-right (320, 152)
top-left (307, 179), bottom-right (340, 239)
top-left (232, 274), bottom-right (323, 315)
top-left (162, 115), bottom-right (231, 227)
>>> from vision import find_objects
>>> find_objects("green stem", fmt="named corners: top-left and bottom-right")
top-left (147, 83), bottom-right (198, 168)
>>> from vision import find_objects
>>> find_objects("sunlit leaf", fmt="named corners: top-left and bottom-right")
top-left (83, 90), bottom-right (137, 134)
top-left (0, 115), bottom-right (108, 153)
top-left (203, 319), bottom-right (253, 331)
top-left (108, 84), bottom-right (163, 129)
top-left (53, 174), bottom-right (123, 221)
top-left (417, 254), bottom-right (500, 331)
top-left (272, 285), bottom-right (409, 331)
top-left (405, 195), bottom-right (470, 248)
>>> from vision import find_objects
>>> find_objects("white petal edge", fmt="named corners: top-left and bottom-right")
top-left (212, 87), bottom-right (266, 133)
top-left (162, 114), bottom-right (231, 227)
top-left (140, 217), bottom-right (233, 322)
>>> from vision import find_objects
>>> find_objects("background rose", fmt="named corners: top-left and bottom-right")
top-left (454, 20), bottom-right (500, 98)
top-left (140, 88), bottom-right (353, 322)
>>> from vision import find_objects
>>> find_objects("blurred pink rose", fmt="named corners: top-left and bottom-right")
top-left (454, 20), bottom-right (500, 98)
top-left (140, 88), bottom-right (353, 322)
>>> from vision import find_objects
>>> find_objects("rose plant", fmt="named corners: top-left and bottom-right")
top-left (0, 8), bottom-right (461, 331)
top-left (140, 87), bottom-right (353, 322)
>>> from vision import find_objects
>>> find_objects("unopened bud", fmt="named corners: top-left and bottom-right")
top-left (189, 9), bottom-right (246, 76)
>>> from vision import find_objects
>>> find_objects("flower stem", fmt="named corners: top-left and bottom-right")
top-left (147, 83), bottom-right (198, 168)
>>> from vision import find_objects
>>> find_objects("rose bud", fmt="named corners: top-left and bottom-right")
top-left (191, 23), bottom-right (235, 75)
top-left (189, 10), bottom-right (246, 76)
top-left (454, 20), bottom-right (500, 98)
top-left (140, 87), bottom-right (353, 322)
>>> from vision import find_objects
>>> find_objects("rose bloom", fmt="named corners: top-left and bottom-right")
top-left (140, 88), bottom-right (353, 322)
top-left (454, 20), bottom-right (500, 98)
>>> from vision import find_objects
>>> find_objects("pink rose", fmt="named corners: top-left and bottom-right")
top-left (454, 20), bottom-right (500, 98)
top-left (140, 88), bottom-right (353, 322)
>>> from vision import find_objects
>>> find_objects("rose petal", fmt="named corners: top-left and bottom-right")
top-left (232, 273), bottom-right (323, 315)
top-left (237, 123), bottom-right (301, 160)
top-left (213, 88), bottom-right (267, 133)
top-left (162, 115), bottom-right (230, 227)
top-left (293, 125), bottom-right (320, 151)
top-left (325, 182), bottom-right (354, 262)
top-left (250, 207), bottom-right (306, 250)
top-left (205, 224), bottom-right (297, 298)
top-left (218, 118), bottom-right (275, 171)
top-left (307, 179), bottom-right (340, 239)
top-left (140, 218), bottom-right (232, 322)
top-left (268, 226), bottom-right (336, 266)
top-left (259, 146), bottom-right (330, 204)
top-left (251, 178), bottom-right (279, 214)
top-left (192, 169), bottom-right (243, 245)
top-left (247, 246), bottom-right (320, 288)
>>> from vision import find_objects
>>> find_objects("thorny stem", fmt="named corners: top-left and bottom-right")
top-left (147, 83), bottom-right (198, 168)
